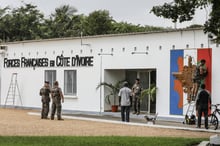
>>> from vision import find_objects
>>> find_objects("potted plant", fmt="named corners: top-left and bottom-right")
top-left (141, 83), bottom-right (157, 113)
top-left (97, 80), bottom-right (124, 112)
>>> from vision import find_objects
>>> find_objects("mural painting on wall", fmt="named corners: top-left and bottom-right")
top-left (172, 56), bottom-right (196, 102)
top-left (170, 48), bottom-right (212, 115)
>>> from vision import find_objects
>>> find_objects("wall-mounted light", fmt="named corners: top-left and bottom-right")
top-left (71, 50), bottom-right (73, 54)
top-left (146, 46), bottom-right (149, 51)
top-left (0, 45), bottom-right (8, 51)
top-left (100, 49), bottom-right (103, 53)
top-left (98, 53), bottom-right (113, 56)
top-left (122, 47), bottom-right (125, 52)
top-left (111, 48), bottom-right (114, 52)
top-left (186, 44), bottom-right (189, 48)
top-left (172, 45), bottom-right (175, 50)
top-left (159, 45), bottom-right (162, 50)
top-left (90, 49), bottom-right (93, 53)
top-left (80, 49), bottom-right (83, 54)
top-left (131, 52), bottom-right (148, 55)
top-left (134, 47), bottom-right (137, 51)
top-left (0, 45), bottom-right (8, 55)
top-left (201, 43), bottom-right (204, 48)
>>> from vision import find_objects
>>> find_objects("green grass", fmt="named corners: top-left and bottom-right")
top-left (0, 136), bottom-right (207, 146)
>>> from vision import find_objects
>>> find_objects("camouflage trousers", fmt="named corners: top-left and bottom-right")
top-left (51, 102), bottom-right (62, 120)
top-left (133, 96), bottom-right (141, 113)
top-left (41, 102), bottom-right (50, 119)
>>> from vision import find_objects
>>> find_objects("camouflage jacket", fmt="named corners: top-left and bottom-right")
top-left (40, 86), bottom-right (51, 103)
top-left (51, 87), bottom-right (62, 103)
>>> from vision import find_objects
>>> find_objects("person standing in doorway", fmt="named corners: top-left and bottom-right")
top-left (132, 78), bottom-right (142, 115)
top-left (39, 81), bottom-right (51, 119)
top-left (51, 81), bottom-right (64, 120)
top-left (196, 84), bottom-right (211, 129)
top-left (118, 81), bottom-right (132, 122)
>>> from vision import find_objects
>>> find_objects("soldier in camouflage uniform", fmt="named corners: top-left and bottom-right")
top-left (39, 81), bottom-right (51, 119)
top-left (132, 78), bottom-right (142, 115)
top-left (51, 81), bottom-right (64, 120)
top-left (192, 59), bottom-right (207, 100)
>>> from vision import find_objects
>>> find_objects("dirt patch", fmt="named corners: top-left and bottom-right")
top-left (0, 108), bottom-right (214, 137)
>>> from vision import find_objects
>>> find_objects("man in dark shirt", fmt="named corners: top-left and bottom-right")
top-left (196, 84), bottom-right (211, 129)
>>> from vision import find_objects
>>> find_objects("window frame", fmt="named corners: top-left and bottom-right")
top-left (64, 70), bottom-right (77, 96)
top-left (44, 70), bottom-right (56, 87)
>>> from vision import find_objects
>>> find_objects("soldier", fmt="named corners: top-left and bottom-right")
top-left (51, 81), bottom-right (64, 120)
top-left (191, 59), bottom-right (207, 100)
top-left (39, 81), bottom-right (51, 119)
top-left (132, 78), bottom-right (142, 115)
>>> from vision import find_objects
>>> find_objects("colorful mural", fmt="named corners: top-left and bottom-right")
top-left (170, 48), bottom-right (212, 115)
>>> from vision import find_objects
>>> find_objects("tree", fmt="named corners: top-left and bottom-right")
top-left (111, 22), bottom-right (165, 34)
top-left (204, 0), bottom-right (220, 43)
top-left (0, 7), bottom-right (10, 42)
top-left (0, 3), bottom-right (45, 42)
top-left (9, 3), bottom-right (44, 41)
top-left (85, 10), bottom-right (114, 35)
top-left (151, 0), bottom-right (220, 43)
top-left (0, 3), bottom-right (167, 42)
top-left (45, 5), bottom-right (80, 38)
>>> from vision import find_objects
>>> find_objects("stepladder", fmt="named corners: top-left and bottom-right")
top-left (183, 101), bottom-right (196, 125)
top-left (4, 73), bottom-right (22, 107)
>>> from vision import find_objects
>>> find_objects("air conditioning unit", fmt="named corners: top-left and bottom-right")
top-left (0, 45), bottom-right (7, 54)
top-left (0, 45), bottom-right (8, 51)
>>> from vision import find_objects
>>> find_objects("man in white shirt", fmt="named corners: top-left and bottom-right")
top-left (118, 81), bottom-right (132, 122)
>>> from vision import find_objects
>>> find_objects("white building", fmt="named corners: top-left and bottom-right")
top-left (0, 28), bottom-right (220, 117)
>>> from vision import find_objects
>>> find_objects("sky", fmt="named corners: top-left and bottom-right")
top-left (0, 0), bottom-right (211, 28)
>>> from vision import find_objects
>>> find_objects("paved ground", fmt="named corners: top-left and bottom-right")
top-left (0, 107), bottom-right (218, 138)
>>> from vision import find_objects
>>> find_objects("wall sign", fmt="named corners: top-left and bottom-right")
top-left (4, 55), bottom-right (94, 68)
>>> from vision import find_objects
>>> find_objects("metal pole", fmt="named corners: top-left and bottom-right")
top-left (148, 70), bottom-right (151, 114)
top-left (98, 53), bottom-right (113, 115)
top-left (99, 55), bottom-right (102, 115)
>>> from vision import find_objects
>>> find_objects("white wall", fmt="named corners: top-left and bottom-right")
top-left (1, 28), bottom-right (217, 117)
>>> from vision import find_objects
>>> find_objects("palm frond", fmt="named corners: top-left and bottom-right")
top-left (96, 80), bottom-right (125, 105)
top-left (141, 84), bottom-right (157, 101)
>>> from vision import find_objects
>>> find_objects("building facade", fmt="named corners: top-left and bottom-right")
top-left (0, 28), bottom-right (220, 117)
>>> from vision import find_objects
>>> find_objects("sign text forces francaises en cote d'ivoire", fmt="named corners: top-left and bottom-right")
top-left (4, 55), bottom-right (94, 68)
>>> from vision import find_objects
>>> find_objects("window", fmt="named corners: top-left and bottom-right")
top-left (64, 70), bottom-right (77, 96)
top-left (45, 70), bottom-right (56, 87)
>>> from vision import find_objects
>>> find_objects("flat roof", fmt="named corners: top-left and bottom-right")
top-left (1, 27), bottom-right (204, 45)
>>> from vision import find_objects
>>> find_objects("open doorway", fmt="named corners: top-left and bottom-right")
top-left (103, 69), bottom-right (156, 113)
